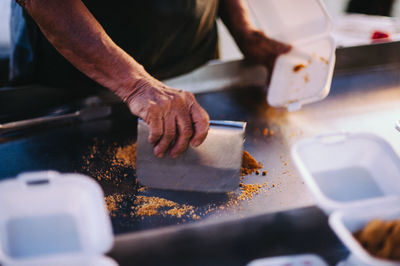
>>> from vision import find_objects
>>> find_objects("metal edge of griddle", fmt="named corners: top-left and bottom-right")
top-left (111, 206), bottom-right (303, 251)
top-left (162, 59), bottom-right (268, 95)
top-left (109, 206), bottom-right (347, 266)
top-left (334, 40), bottom-right (400, 75)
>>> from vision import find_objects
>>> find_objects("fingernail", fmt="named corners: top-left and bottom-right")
top-left (192, 140), bottom-right (201, 147)
top-left (170, 153), bottom-right (178, 159)
top-left (154, 149), bottom-right (164, 158)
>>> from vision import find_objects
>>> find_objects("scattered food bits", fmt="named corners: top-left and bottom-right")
top-left (319, 56), bottom-right (329, 65)
top-left (293, 64), bottom-right (306, 72)
top-left (105, 194), bottom-right (125, 217)
top-left (132, 196), bottom-right (197, 219)
top-left (88, 141), bottom-right (283, 221)
top-left (238, 183), bottom-right (263, 200)
top-left (133, 196), bottom-right (176, 217)
top-left (263, 128), bottom-right (269, 136)
top-left (114, 143), bottom-right (137, 168)
top-left (137, 186), bottom-right (148, 192)
top-left (269, 130), bottom-right (275, 136)
top-left (241, 150), bottom-right (263, 176)
top-left (304, 75), bottom-right (309, 83)
top-left (82, 140), bottom-right (137, 182)
top-left (354, 219), bottom-right (400, 261)
top-left (165, 205), bottom-right (194, 218)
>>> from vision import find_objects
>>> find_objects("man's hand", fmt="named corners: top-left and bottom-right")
top-left (127, 78), bottom-right (209, 159)
top-left (237, 29), bottom-right (291, 75)
top-left (219, 0), bottom-right (291, 78)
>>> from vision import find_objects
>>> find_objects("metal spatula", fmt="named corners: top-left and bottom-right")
top-left (136, 120), bottom-right (246, 193)
top-left (0, 106), bottom-right (112, 135)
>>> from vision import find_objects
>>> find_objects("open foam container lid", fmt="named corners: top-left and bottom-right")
top-left (0, 171), bottom-right (116, 266)
top-left (291, 132), bottom-right (400, 214)
top-left (248, 0), bottom-right (333, 43)
top-left (247, 0), bottom-right (336, 111)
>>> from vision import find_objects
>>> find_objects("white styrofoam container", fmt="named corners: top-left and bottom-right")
top-left (291, 132), bottom-right (400, 214)
top-left (329, 199), bottom-right (400, 266)
top-left (292, 132), bottom-right (400, 265)
top-left (248, 0), bottom-right (336, 111)
top-left (246, 254), bottom-right (328, 266)
top-left (0, 171), bottom-right (117, 266)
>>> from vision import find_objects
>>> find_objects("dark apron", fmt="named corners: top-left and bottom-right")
top-left (9, 0), bottom-right (219, 89)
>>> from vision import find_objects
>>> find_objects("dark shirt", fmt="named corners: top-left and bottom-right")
top-left (10, 0), bottom-right (219, 89)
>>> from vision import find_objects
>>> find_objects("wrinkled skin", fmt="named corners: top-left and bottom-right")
top-left (239, 29), bottom-right (292, 79)
top-left (127, 78), bottom-right (209, 158)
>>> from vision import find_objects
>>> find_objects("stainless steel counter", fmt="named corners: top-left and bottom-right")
top-left (1, 47), bottom-right (400, 265)
top-left (110, 65), bottom-right (400, 265)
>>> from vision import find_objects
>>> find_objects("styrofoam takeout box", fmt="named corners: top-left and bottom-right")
top-left (291, 132), bottom-right (400, 265)
top-left (0, 171), bottom-right (117, 266)
top-left (246, 254), bottom-right (328, 266)
top-left (291, 132), bottom-right (400, 214)
top-left (329, 199), bottom-right (400, 266)
top-left (248, 0), bottom-right (336, 111)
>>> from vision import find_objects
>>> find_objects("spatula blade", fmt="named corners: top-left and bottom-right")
top-left (136, 120), bottom-right (246, 193)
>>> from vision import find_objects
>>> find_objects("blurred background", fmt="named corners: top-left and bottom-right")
top-left (1, 0), bottom-right (400, 85)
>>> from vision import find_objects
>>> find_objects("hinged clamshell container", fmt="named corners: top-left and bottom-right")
top-left (292, 132), bottom-right (400, 265)
top-left (291, 132), bottom-right (400, 214)
top-left (329, 199), bottom-right (400, 266)
top-left (0, 171), bottom-right (117, 266)
top-left (248, 0), bottom-right (336, 111)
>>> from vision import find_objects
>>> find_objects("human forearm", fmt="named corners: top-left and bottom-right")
top-left (219, 0), bottom-right (291, 72)
top-left (16, 0), bottom-right (210, 158)
top-left (218, 0), bottom-right (255, 47)
top-left (18, 0), bottom-right (148, 99)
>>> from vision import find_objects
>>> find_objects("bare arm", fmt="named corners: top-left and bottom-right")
top-left (219, 0), bottom-right (291, 73)
top-left (17, 0), bottom-right (209, 158)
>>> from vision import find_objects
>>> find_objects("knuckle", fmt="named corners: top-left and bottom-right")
top-left (184, 91), bottom-right (195, 99)
top-left (197, 118), bottom-right (209, 129)
top-left (150, 130), bottom-right (162, 138)
top-left (175, 141), bottom-right (189, 152)
top-left (173, 93), bottom-right (185, 104)
top-left (147, 102), bottom-right (160, 113)
top-left (182, 126), bottom-right (193, 138)
top-left (164, 130), bottom-right (176, 140)
top-left (202, 112), bottom-right (210, 123)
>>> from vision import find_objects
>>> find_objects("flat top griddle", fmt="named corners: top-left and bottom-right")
top-left (2, 57), bottom-right (400, 265)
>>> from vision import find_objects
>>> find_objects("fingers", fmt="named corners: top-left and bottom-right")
top-left (169, 113), bottom-right (193, 158)
top-left (153, 114), bottom-right (176, 158)
top-left (275, 41), bottom-right (292, 54)
top-left (189, 99), bottom-right (210, 147)
top-left (152, 93), bottom-right (209, 159)
top-left (131, 82), bottom-right (209, 159)
top-left (146, 107), bottom-right (163, 146)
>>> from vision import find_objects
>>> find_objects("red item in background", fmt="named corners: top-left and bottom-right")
top-left (371, 31), bottom-right (391, 41)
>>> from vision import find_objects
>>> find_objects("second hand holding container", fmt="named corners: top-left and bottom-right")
top-left (248, 0), bottom-right (336, 111)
